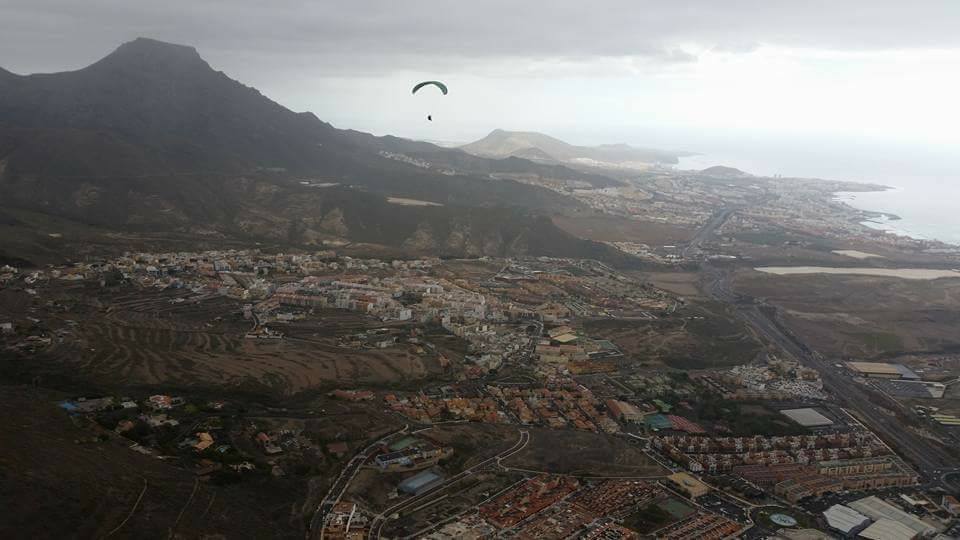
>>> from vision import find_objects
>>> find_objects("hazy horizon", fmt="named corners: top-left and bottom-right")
top-left (5, 1), bottom-right (959, 245)
top-left (5, 1), bottom-right (960, 154)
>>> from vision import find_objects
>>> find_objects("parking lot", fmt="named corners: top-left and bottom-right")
top-left (697, 492), bottom-right (749, 523)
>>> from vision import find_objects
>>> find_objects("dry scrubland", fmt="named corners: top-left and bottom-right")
top-left (501, 427), bottom-right (668, 477)
top-left (552, 214), bottom-right (696, 245)
top-left (731, 227), bottom-right (957, 268)
top-left (584, 302), bottom-right (761, 370)
top-left (734, 269), bottom-right (960, 358)
top-left (637, 271), bottom-right (703, 298)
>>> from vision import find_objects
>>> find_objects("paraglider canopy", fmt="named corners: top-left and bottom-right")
top-left (412, 81), bottom-right (448, 95)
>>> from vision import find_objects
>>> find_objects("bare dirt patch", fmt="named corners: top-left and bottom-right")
top-left (636, 271), bottom-right (703, 298)
top-left (386, 197), bottom-right (443, 207)
top-left (733, 269), bottom-right (960, 359)
top-left (755, 266), bottom-right (960, 280)
top-left (501, 428), bottom-right (667, 477)
top-left (832, 250), bottom-right (884, 260)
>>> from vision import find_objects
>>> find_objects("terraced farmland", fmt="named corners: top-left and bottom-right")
top-left (30, 286), bottom-right (447, 395)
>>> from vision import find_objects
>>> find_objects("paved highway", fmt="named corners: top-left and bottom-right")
top-left (702, 263), bottom-right (959, 485)
top-left (683, 207), bottom-right (736, 258)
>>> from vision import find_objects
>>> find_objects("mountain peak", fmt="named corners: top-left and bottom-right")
top-left (92, 37), bottom-right (210, 73)
top-left (117, 37), bottom-right (201, 58)
top-left (700, 165), bottom-right (749, 176)
top-left (462, 129), bottom-right (685, 166)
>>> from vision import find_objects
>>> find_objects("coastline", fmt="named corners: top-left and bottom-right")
top-left (832, 188), bottom-right (954, 246)
top-left (676, 152), bottom-right (960, 248)
top-left (832, 188), bottom-right (902, 222)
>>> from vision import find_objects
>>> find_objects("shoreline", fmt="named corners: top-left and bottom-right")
top-left (829, 184), bottom-right (958, 249)
top-left (830, 188), bottom-right (960, 247)
top-left (832, 190), bottom-right (903, 223)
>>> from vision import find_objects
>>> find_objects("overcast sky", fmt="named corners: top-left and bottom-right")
top-left (4, 1), bottom-right (960, 159)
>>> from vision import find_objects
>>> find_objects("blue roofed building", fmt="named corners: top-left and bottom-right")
top-left (645, 413), bottom-right (673, 431)
top-left (398, 469), bottom-right (444, 496)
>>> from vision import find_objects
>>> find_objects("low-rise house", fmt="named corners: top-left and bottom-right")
top-left (327, 441), bottom-right (349, 458)
top-left (147, 395), bottom-right (173, 410)
top-left (194, 432), bottom-right (214, 452)
top-left (140, 414), bottom-right (179, 428)
top-left (255, 432), bottom-right (283, 455)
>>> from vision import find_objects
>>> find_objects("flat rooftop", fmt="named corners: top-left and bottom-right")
top-left (780, 408), bottom-right (834, 427)
top-left (822, 504), bottom-right (870, 534)
top-left (858, 518), bottom-right (917, 540)
top-left (846, 361), bottom-right (900, 374)
top-left (849, 495), bottom-right (939, 536)
top-left (845, 362), bottom-right (919, 379)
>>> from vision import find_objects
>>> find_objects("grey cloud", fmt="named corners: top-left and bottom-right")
top-left (2, 0), bottom-right (959, 77)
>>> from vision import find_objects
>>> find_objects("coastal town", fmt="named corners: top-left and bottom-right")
top-left (2, 109), bottom-right (960, 540)
top-left (5, 6), bottom-right (960, 538)
top-left (4, 237), bottom-right (960, 539)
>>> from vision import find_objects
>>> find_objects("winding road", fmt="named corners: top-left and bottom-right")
top-left (309, 425), bottom-right (409, 539)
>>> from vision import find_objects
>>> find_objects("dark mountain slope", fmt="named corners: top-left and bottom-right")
top-left (0, 38), bottom-right (635, 266)
top-left (508, 146), bottom-right (557, 162)
top-left (0, 38), bottom-right (341, 176)
top-left (0, 38), bottom-right (615, 198)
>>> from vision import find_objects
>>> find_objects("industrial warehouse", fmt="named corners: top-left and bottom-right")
top-left (780, 407), bottom-right (836, 428)
top-left (845, 362), bottom-right (920, 380)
